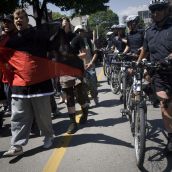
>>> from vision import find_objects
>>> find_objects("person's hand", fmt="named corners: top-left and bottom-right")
top-left (85, 62), bottom-right (92, 70)
top-left (78, 52), bottom-right (86, 59)
top-left (128, 68), bottom-right (133, 75)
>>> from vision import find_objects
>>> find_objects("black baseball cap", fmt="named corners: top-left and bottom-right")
top-left (2, 14), bottom-right (13, 22)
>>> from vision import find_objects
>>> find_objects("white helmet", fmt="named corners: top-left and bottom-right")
top-left (111, 24), bottom-right (118, 29)
top-left (106, 31), bottom-right (113, 36)
top-left (74, 25), bottom-right (85, 32)
top-left (126, 15), bottom-right (139, 23)
top-left (117, 23), bottom-right (126, 29)
top-left (149, 0), bottom-right (169, 10)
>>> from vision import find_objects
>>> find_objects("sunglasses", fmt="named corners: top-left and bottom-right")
top-left (150, 6), bottom-right (166, 13)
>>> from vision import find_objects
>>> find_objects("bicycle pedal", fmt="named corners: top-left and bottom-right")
top-left (120, 109), bottom-right (130, 114)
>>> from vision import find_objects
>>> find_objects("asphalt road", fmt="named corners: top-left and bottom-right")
top-left (0, 66), bottom-right (172, 172)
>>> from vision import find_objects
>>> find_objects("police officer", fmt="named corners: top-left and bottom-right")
top-left (111, 24), bottom-right (127, 53)
top-left (123, 15), bottom-right (144, 59)
top-left (106, 31), bottom-right (114, 50)
top-left (138, 0), bottom-right (172, 154)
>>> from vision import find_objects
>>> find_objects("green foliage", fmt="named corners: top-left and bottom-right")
top-left (88, 9), bottom-right (119, 37)
top-left (138, 18), bottom-right (145, 29)
top-left (0, 0), bottom-right (109, 26)
top-left (52, 12), bottom-right (64, 20)
top-left (49, 0), bottom-right (109, 16)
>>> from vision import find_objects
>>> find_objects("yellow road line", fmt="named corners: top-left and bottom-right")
top-left (97, 68), bottom-right (104, 81)
top-left (43, 68), bottom-right (103, 172)
top-left (43, 133), bottom-right (72, 172)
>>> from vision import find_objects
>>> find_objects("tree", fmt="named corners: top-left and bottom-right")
top-left (88, 9), bottom-right (119, 38)
top-left (52, 12), bottom-right (66, 20)
top-left (51, 0), bottom-right (109, 17)
top-left (0, 0), bottom-right (109, 25)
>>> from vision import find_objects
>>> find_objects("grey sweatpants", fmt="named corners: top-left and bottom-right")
top-left (11, 96), bottom-right (54, 146)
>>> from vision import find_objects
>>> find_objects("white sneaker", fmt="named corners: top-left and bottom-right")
top-left (43, 136), bottom-right (54, 149)
top-left (3, 146), bottom-right (23, 157)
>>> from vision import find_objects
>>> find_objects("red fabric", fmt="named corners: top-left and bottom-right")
top-left (0, 34), bottom-right (10, 46)
top-left (0, 47), bottom-right (83, 86)
top-left (0, 35), bottom-right (10, 83)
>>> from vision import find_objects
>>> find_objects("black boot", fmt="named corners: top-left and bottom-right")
top-left (79, 107), bottom-right (88, 124)
top-left (67, 113), bottom-right (78, 134)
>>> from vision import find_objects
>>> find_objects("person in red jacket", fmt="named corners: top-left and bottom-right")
top-left (0, 15), bottom-right (16, 130)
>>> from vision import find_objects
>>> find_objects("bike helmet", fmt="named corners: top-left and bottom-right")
top-left (74, 25), bottom-right (85, 33)
top-left (117, 23), bottom-right (126, 29)
top-left (106, 31), bottom-right (113, 36)
top-left (126, 15), bottom-right (139, 24)
top-left (111, 24), bottom-right (118, 29)
top-left (149, 0), bottom-right (169, 11)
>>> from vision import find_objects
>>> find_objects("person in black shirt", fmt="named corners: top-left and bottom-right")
top-left (138, 0), bottom-right (172, 154)
top-left (60, 20), bottom-right (89, 134)
top-left (123, 15), bottom-right (144, 60)
top-left (111, 24), bottom-right (127, 53)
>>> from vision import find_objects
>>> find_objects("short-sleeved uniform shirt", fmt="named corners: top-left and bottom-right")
top-left (143, 18), bottom-right (172, 94)
top-left (127, 30), bottom-right (144, 54)
top-left (112, 36), bottom-right (126, 53)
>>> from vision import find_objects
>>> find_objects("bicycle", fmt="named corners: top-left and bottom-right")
top-left (112, 54), bottom-right (134, 114)
top-left (102, 49), bottom-right (111, 77)
top-left (126, 61), bottom-right (147, 168)
top-left (110, 53), bottom-right (121, 94)
top-left (126, 59), bottom-right (172, 168)
top-left (112, 59), bottom-right (148, 169)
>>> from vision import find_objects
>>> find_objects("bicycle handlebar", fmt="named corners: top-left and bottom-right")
top-left (111, 59), bottom-right (172, 69)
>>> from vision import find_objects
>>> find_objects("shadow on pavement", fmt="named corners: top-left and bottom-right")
top-left (98, 99), bottom-right (121, 107)
top-left (8, 146), bottom-right (47, 164)
top-left (142, 146), bottom-right (172, 172)
top-left (53, 133), bottom-right (134, 149)
top-left (98, 88), bottom-right (111, 94)
top-left (142, 118), bottom-right (172, 171)
top-left (0, 132), bottom-right (133, 164)
top-left (80, 117), bottom-right (128, 128)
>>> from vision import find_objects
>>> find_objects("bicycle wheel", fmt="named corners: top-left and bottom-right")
top-left (134, 107), bottom-right (146, 169)
top-left (103, 58), bottom-right (107, 76)
top-left (122, 72), bottom-right (127, 109)
top-left (110, 69), bottom-right (120, 94)
top-left (106, 65), bottom-right (110, 84)
top-left (126, 87), bottom-right (134, 132)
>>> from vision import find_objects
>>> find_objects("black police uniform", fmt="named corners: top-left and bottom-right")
top-left (127, 30), bottom-right (144, 54)
top-left (112, 36), bottom-right (126, 53)
top-left (143, 18), bottom-right (172, 94)
top-left (124, 29), bottom-right (144, 62)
